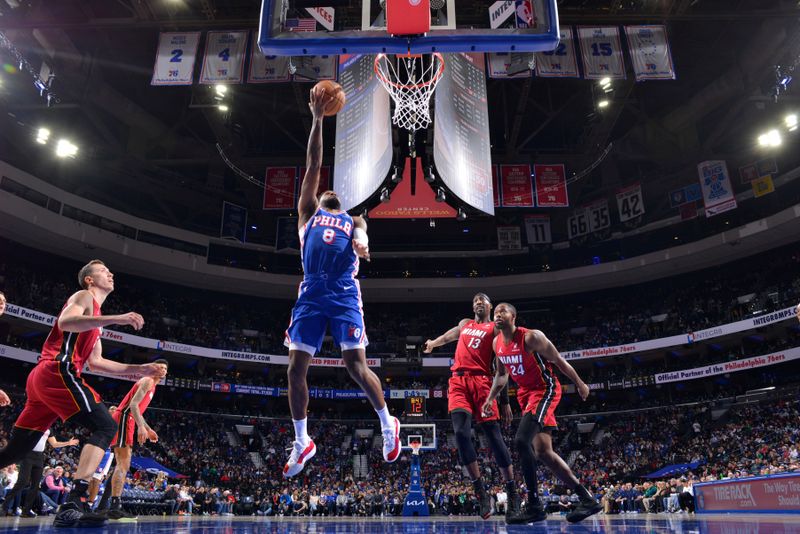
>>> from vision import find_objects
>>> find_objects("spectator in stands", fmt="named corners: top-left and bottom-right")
top-left (279, 489), bottom-right (293, 516)
top-left (43, 466), bottom-right (68, 506)
top-left (558, 492), bottom-right (574, 514)
top-left (678, 477), bottom-right (695, 513)
top-left (162, 484), bottom-right (179, 515)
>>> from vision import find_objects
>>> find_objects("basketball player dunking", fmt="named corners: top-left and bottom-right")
top-left (90, 360), bottom-right (166, 521)
top-left (283, 87), bottom-right (400, 478)
top-left (424, 293), bottom-right (520, 520)
top-left (482, 303), bottom-right (601, 524)
top-left (0, 260), bottom-right (166, 527)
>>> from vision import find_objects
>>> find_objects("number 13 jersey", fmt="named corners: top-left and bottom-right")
top-left (451, 320), bottom-right (496, 376)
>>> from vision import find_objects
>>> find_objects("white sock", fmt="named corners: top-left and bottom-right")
top-left (376, 405), bottom-right (393, 429)
top-left (293, 418), bottom-right (310, 445)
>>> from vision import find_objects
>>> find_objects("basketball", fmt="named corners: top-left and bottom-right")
top-left (314, 79), bottom-right (346, 116)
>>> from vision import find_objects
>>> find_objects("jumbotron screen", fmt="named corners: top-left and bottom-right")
top-left (433, 53), bottom-right (494, 216)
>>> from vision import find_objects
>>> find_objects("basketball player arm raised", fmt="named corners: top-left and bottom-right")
top-left (297, 87), bottom-right (334, 227)
top-left (58, 290), bottom-right (144, 332)
top-left (481, 338), bottom-right (510, 417)
top-left (85, 340), bottom-right (167, 380)
top-left (129, 377), bottom-right (159, 445)
top-left (48, 435), bottom-right (80, 448)
top-left (423, 319), bottom-right (470, 353)
top-left (525, 329), bottom-right (590, 401)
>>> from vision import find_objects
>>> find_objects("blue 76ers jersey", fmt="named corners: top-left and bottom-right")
top-left (300, 209), bottom-right (359, 278)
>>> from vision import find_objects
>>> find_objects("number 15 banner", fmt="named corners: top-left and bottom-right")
top-left (577, 26), bottom-right (625, 79)
top-left (200, 31), bottom-right (248, 84)
top-left (152, 32), bottom-right (201, 86)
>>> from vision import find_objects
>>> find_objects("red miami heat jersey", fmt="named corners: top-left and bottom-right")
top-left (40, 297), bottom-right (102, 376)
top-left (118, 379), bottom-right (156, 415)
top-left (495, 326), bottom-right (561, 395)
top-left (451, 320), bottom-right (496, 375)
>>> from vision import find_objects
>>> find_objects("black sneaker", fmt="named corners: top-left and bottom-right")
top-left (566, 500), bottom-right (602, 523)
top-left (20, 510), bottom-right (37, 518)
top-left (506, 501), bottom-right (547, 525)
top-left (107, 508), bottom-right (138, 522)
top-left (506, 491), bottom-right (521, 518)
top-left (478, 491), bottom-right (493, 520)
top-left (53, 502), bottom-right (83, 528)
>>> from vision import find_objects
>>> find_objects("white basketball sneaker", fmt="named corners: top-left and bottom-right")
top-left (283, 439), bottom-right (316, 478)
top-left (382, 417), bottom-right (401, 463)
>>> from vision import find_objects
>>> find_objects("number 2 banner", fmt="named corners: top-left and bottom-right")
top-left (200, 31), bottom-right (248, 84)
top-left (151, 32), bottom-right (201, 86)
top-left (577, 26), bottom-right (625, 79)
top-left (535, 28), bottom-right (579, 78)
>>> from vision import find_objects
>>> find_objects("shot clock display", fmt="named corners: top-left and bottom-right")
top-left (405, 395), bottom-right (426, 418)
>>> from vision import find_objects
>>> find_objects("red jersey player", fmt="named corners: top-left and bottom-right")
top-left (424, 293), bottom-right (519, 520)
top-left (482, 302), bottom-right (600, 524)
top-left (0, 260), bottom-right (166, 528)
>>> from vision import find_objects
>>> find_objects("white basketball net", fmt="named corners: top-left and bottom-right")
top-left (374, 53), bottom-right (445, 132)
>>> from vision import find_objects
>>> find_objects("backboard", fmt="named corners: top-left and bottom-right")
top-left (259, 0), bottom-right (559, 56)
top-left (400, 423), bottom-right (437, 452)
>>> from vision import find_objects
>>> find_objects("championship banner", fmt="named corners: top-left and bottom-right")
top-left (499, 164), bottom-right (534, 207)
top-left (299, 166), bottom-right (331, 198)
top-left (151, 32), bottom-right (201, 86)
top-left (199, 31), bottom-right (248, 84)
top-left (497, 226), bottom-right (522, 250)
top-left (616, 183), bottom-right (645, 222)
top-left (695, 473), bottom-right (800, 513)
top-left (624, 25), bottom-right (676, 81)
top-left (654, 347), bottom-right (800, 385)
top-left (752, 175), bottom-right (775, 198)
top-left (524, 214), bottom-right (551, 244)
top-left (536, 28), bottom-right (579, 78)
top-left (292, 55), bottom-right (337, 81)
top-left (533, 164), bottom-right (568, 207)
top-left (587, 199), bottom-right (610, 232)
top-left (220, 201), bottom-right (247, 242)
top-left (248, 32), bottom-right (290, 83)
top-left (487, 53), bottom-right (532, 78)
top-left (698, 160), bottom-right (737, 217)
top-left (492, 165), bottom-right (501, 207)
top-left (577, 26), bottom-right (626, 79)
top-left (262, 167), bottom-right (297, 210)
top-left (566, 208), bottom-right (590, 240)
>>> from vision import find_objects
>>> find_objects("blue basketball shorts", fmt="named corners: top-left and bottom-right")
top-left (284, 276), bottom-right (368, 356)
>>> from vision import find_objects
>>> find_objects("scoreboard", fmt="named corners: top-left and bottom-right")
top-left (405, 395), bottom-right (427, 418)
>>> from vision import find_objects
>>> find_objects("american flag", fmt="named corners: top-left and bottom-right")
top-left (285, 18), bottom-right (317, 32)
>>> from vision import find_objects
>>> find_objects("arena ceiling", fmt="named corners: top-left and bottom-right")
top-left (0, 0), bottom-right (798, 249)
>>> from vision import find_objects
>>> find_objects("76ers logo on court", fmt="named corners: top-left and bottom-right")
top-left (348, 325), bottom-right (362, 339)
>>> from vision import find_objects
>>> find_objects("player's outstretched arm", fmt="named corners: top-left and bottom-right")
top-left (298, 87), bottom-right (334, 225)
top-left (86, 341), bottom-right (168, 380)
top-left (47, 436), bottom-right (79, 449)
top-left (525, 329), bottom-right (590, 401)
top-left (423, 319), bottom-right (470, 353)
top-left (58, 290), bottom-right (144, 333)
top-left (352, 216), bottom-right (370, 262)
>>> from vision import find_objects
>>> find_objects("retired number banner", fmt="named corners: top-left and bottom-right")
top-left (151, 32), bottom-right (201, 86)
top-left (524, 214), bottom-right (551, 244)
top-left (577, 26), bottom-right (626, 79)
top-left (587, 199), bottom-right (610, 232)
top-left (487, 53), bottom-right (532, 78)
top-left (624, 25), bottom-right (676, 81)
top-left (533, 164), bottom-right (569, 207)
top-left (616, 183), bottom-right (645, 222)
top-left (500, 164), bottom-right (534, 207)
top-left (536, 28), bottom-right (579, 78)
top-left (200, 31), bottom-right (248, 84)
top-left (697, 160), bottom-right (737, 217)
top-left (263, 167), bottom-right (297, 210)
top-left (248, 32), bottom-right (290, 83)
top-left (567, 209), bottom-right (590, 239)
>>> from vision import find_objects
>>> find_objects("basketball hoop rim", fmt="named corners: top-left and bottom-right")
top-left (374, 52), bottom-right (445, 91)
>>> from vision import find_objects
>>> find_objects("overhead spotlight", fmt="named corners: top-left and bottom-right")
top-left (785, 114), bottom-right (798, 131)
top-left (456, 207), bottom-right (467, 221)
top-left (435, 187), bottom-right (446, 202)
top-left (598, 99), bottom-right (610, 109)
top-left (424, 166), bottom-right (436, 183)
top-left (599, 77), bottom-right (611, 88)
top-left (215, 84), bottom-right (228, 96)
top-left (758, 129), bottom-right (782, 147)
top-left (55, 139), bottom-right (78, 158)
top-left (218, 104), bottom-right (229, 112)
top-left (380, 187), bottom-right (390, 203)
top-left (390, 166), bottom-right (401, 183)
top-left (36, 127), bottom-right (50, 144)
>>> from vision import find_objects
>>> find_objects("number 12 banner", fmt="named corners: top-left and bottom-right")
top-left (151, 32), bottom-right (201, 86)
top-left (577, 26), bottom-right (625, 79)
top-left (200, 31), bottom-right (248, 84)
